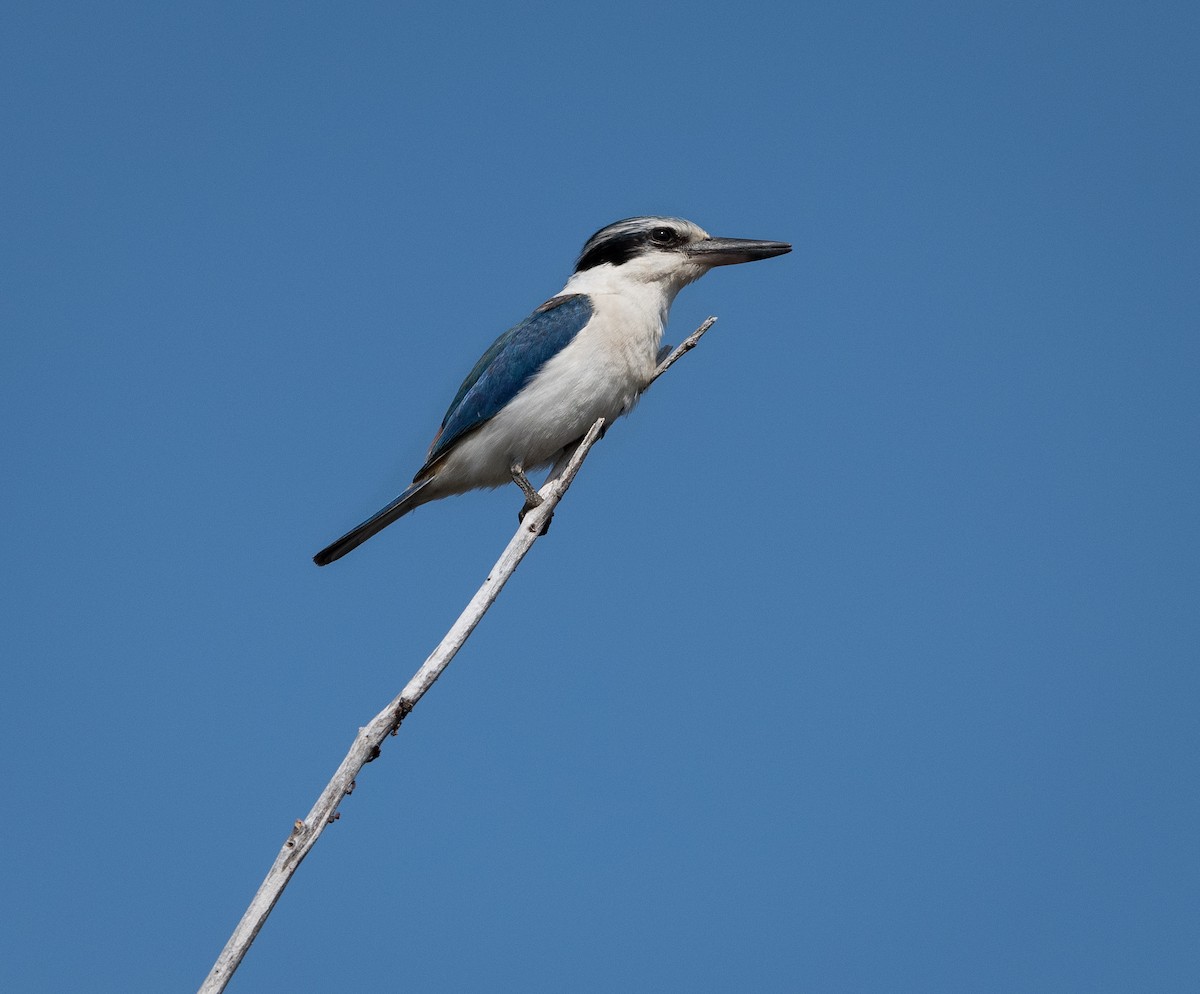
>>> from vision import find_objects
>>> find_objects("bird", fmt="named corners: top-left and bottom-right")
top-left (313, 216), bottom-right (791, 566)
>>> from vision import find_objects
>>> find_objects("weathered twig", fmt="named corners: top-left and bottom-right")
top-left (649, 315), bottom-right (717, 387)
top-left (198, 317), bottom-right (717, 993)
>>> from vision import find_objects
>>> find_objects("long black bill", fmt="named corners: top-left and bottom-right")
top-left (687, 236), bottom-right (792, 266)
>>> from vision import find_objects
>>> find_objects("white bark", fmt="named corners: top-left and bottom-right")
top-left (649, 316), bottom-right (717, 386)
top-left (198, 317), bottom-right (717, 994)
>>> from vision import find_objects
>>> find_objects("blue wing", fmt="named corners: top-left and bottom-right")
top-left (422, 294), bottom-right (593, 469)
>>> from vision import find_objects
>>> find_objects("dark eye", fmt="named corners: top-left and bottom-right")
top-left (649, 226), bottom-right (675, 244)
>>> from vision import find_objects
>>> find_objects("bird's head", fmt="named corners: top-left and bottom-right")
top-left (572, 216), bottom-right (791, 294)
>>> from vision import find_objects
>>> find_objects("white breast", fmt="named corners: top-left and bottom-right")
top-left (431, 280), bottom-right (670, 494)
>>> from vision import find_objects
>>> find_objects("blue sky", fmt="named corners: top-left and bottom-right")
top-left (3, 1), bottom-right (1197, 991)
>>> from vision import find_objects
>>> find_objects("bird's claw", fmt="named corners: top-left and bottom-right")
top-left (519, 502), bottom-right (553, 535)
top-left (510, 463), bottom-right (552, 533)
top-left (510, 463), bottom-right (543, 508)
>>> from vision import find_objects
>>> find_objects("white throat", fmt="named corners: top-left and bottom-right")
top-left (560, 256), bottom-right (707, 322)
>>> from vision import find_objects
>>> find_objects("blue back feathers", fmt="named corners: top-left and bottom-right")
top-left (422, 294), bottom-right (593, 468)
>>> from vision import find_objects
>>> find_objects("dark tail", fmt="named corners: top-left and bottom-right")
top-left (313, 478), bottom-right (434, 566)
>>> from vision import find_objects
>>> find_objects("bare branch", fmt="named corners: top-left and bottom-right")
top-left (198, 318), bottom-right (717, 993)
top-left (648, 316), bottom-right (717, 386)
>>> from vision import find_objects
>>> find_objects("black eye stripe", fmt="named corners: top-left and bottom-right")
top-left (574, 218), bottom-right (692, 272)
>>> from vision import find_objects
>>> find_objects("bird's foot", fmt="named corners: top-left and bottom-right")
top-left (510, 463), bottom-right (543, 508)
top-left (519, 502), bottom-right (554, 534)
top-left (512, 463), bottom-right (553, 534)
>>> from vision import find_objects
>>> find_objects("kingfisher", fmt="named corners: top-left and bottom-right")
top-left (313, 216), bottom-right (791, 566)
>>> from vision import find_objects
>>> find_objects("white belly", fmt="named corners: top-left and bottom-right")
top-left (430, 296), bottom-right (663, 493)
